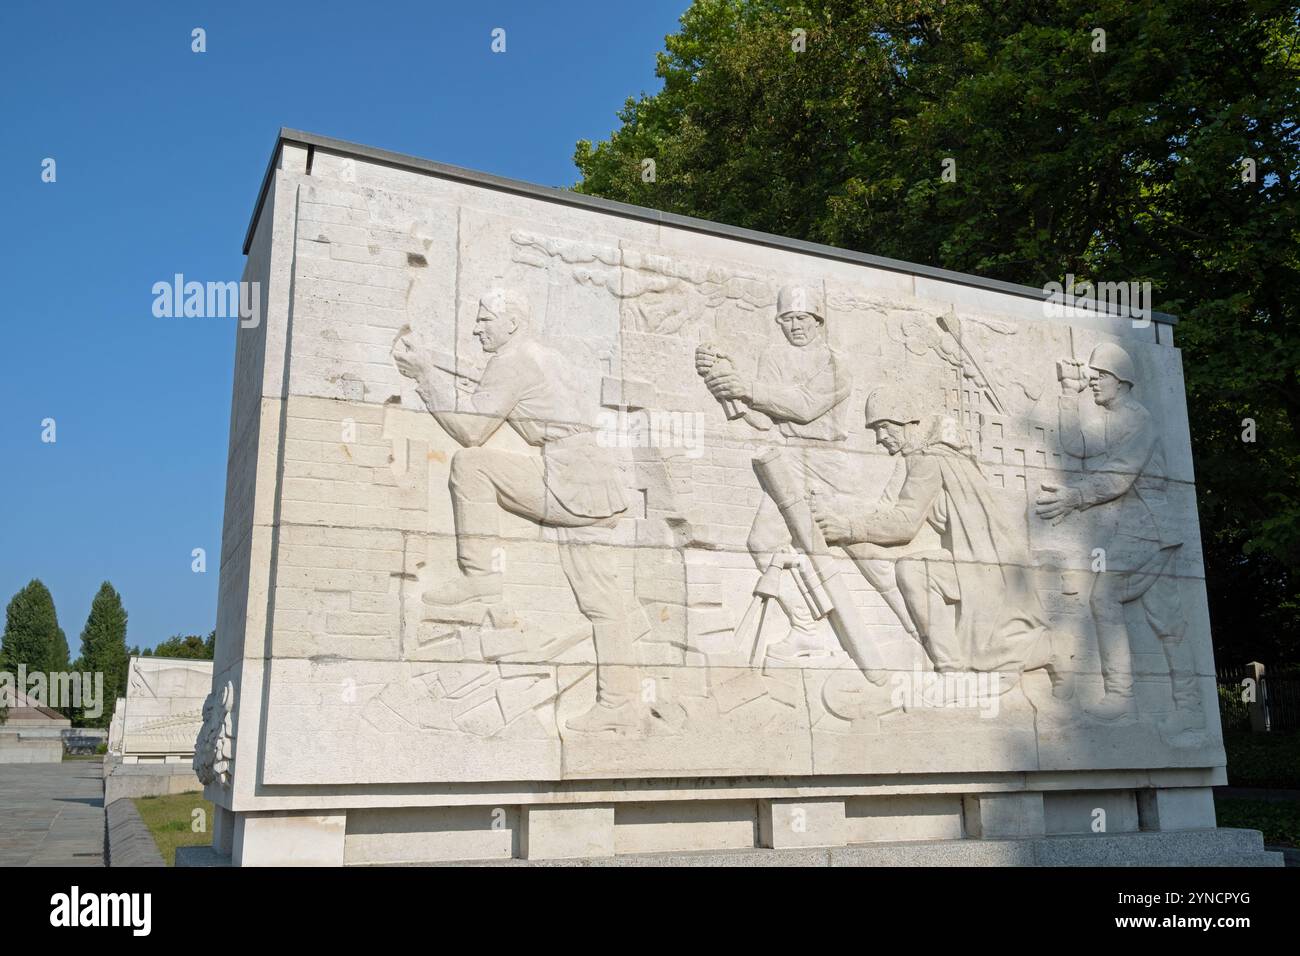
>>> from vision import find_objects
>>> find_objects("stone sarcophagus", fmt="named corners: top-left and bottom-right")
top-left (201, 129), bottom-right (1248, 866)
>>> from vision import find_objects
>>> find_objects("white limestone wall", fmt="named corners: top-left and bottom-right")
top-left (206, 138), bottom-right (1224, 860)
top-left (119, 657), bottom-right (212, 758)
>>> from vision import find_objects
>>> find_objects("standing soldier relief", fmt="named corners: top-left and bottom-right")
top-left (694, 285), bottom-right (857, 659)
top-left (1035, 343), bottom-right (1203, 735)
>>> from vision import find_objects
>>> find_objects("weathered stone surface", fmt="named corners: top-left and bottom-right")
top-left (759, 798), bottom-right (847, 849)
top-left (104, 764), bottom-right (203, 804)
top-left (106, 799), bottom-right (164, 868)
top-left (118, 657), bottom-right (211, 762)
top-left (964, 792), bottom-right (1047, 839)
top-left (200, 131), bottom-right (1242, 865)
top-left (1138, 785), bottom-right (1218, 831)
top-left (447, 828), bottom-right (1282, 867)
top-left (521, 805), bottom-right (615, 860)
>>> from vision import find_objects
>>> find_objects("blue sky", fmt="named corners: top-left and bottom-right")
top-left (0, 0), bottom-right (686, 656)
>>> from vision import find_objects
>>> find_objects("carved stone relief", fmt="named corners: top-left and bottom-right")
top-left (119, 657), bottom-right (213, 758)
top-left (363, 222), bottom-right (1210, 756)
top-left (194, 681), bottom-right (235, 787)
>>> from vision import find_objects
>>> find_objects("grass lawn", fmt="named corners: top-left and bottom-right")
top-left (1222, 731), bottom-right (1300, 789)
top-left (1215, 797), bottom-right (1300, 848)
top-left (132, 792), bottom-right (216, 866)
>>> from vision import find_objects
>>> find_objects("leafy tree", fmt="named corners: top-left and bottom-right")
top-left (1, 579), bottom-right (62, 676)
top-left (575, 0), bottom-right (1300, 665)
top-left (149, 632), bottom-right (215, 660)
top-left (78, 582), bottom-right (129, 729)
top-left (51, 627), bottom-right (69, 673)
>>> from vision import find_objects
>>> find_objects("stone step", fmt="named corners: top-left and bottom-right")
top-left (438, 828), bottom-right (1281, 867)
top-left (1110, 853), bottom-right (1284, 867)
top-left (1031, 827), bottom-right (1267, 866)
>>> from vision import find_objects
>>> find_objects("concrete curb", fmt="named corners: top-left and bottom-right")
top-left (105, 798), bottom-right (165, 868)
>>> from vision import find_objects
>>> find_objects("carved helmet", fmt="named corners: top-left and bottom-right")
top-left (777, 284), bottom-right (825, 322)
top-left (865, 385), bottom-right (921, 427)
top-left (1088, 342), bottom-right (1137, 385)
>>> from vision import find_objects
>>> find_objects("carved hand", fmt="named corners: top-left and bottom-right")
top-left (695, 345), bottom-right (723, 377)
top-left (1057, 360), bottom-right (1087, 394)
top-left (393, 336), bottom-right (432, 386)
top-left (809, 489), bottom-right (853, 544)
top-left (704, 368), bottom-right (751, 402)
top-left (1034, 482), bottom-right (1084, 520)
top-left (393, 336), bottom-right (447, 404)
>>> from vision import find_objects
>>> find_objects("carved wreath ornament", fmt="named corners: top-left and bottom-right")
top-left (194, 680), bottom-right (236, 787)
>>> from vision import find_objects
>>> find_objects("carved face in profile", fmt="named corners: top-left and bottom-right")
top-left (873, 421), bottom-right (907, 455)
top-left (473, 305), bottom-right (516, 353)
top-left (1088, 368), bottom-right (1122, 407)
top-left (776, 310), bottom-right (822, 347)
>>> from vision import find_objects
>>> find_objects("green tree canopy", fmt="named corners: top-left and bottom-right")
top-left (51, 627), bottom-right (69, 673)
top-left (575, 0), bottom-right (1300, 665)
top-left (1, 579), bottom-right (63, 676)
top-left (146, 631), bottom-right (215, 660)
top-left (78, 582), bottom-right (129, 728)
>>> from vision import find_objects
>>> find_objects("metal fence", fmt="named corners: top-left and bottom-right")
top-left (1216, 663), bottom-right (1300, 734)
top-left (1266, 676), bottom-right (1300, 733)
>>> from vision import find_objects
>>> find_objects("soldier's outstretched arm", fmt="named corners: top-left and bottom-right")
top-left (421, 357), bottom-right (523, 448)
top-left (812, 459), bottom-right (940, 547)
top-left (1076, 417), bottom-right (1156, 508)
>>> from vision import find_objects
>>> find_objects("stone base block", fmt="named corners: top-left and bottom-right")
top-left (234, 812), bottom-right (346, 867)
top-left (846, 794), bottom-right (964, 843)
top-left (346, 806), bottom-right (517, 864)
top-left (181, 827), bottom-right (1283, 868)
top-left (213, 804), bottom-right (236, 857)
top-left (1138, 786), bottom-right (1217, 831)
top-left (1044, 789), bottom-right (1140, 835)
top-left (615, 800), bottom-right (757, 854)
top-left (963, 792), bottom-right (1045, 839)
top-left (521, 805), bottom-right (614, 860)
top-left (759, 798), bottom-right (847, 849)
top-left (194, 786), bottom-right (1265, 867)
top-left (455, 829), bottom-right (1283, 867)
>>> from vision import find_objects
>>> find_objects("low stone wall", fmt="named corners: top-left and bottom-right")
top-left (105, 799), bottom-right (164, 867)
top-left (104, 763), bottom-right (203, 805)
top-left (0, 732), bottom-right (64, 764)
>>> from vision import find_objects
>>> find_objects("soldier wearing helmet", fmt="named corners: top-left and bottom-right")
top-left (809, 386), bottom-right (1075, 693)
top-left (863, 385), bottom-right (922, 455)
top-left (1035, 342), bottom-right (1200, 735)
top-left (695, 283), bottom-right (854, 659)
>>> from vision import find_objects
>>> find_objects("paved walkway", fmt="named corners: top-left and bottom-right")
top-left (0, 760), bottom-right (105, 866)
